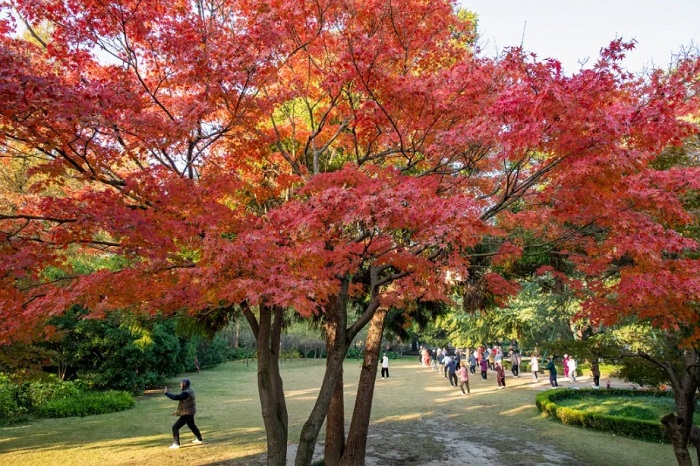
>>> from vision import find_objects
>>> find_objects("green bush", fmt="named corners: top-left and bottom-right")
top-left (226, 346), bottom-right (254, 360)
top-left (346, 347), bottom-right (363, 359)
top-left (0, 374), bottom-right (28, 424)
top-left (190, 334), bottom-right (229, 370)
top-left (45, 309), bottom-right (186, 393)
top-left (20, 376), bottom-right (81, 411)
top-left (536, 388), bottom-right (670, 442)
top-left (34, 390), bottom-right (135, 418)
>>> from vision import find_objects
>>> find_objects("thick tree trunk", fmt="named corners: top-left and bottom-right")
top-left (324, 289), bottom-right (348, 465)
top-left (243, 303), bottom-right (289, 466)
top-left (296, 283), bottom-right (352, 466)
top-left (662, 413), bottom-right (694, 466)
top-left (295, 342), bottom-right (349, 466)
top-left (295, 276), bottom-right (382, 466)
top-left (340, 308), bottom-right (387, 466)
top-left (324, 374), bottom-right (346, 464)
top-left (645, 349), bottom-right (700, 466)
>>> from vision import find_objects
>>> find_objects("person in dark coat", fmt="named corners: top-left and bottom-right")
top-left (447, 357), bottom-right (458, 387)
top-left (591, 361), bottom-right (601, 388)
top-left (546, 357), bottom-right (559, 388)
top-left (164, 378), bottom-right (203, 449)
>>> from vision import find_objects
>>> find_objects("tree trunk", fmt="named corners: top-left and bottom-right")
top-left (234, 318), bottom-right (240, 348)
top-left (295, 276), bottom-right (382, 466)
top-left (295, 341), bottom-right (349, 466)
top-left (688, 424), bottom-right (700, 465)
top-left (295, 287), bottom-right (352, 466)
top-left (324, 374), bottom-right (346, 464)
top-left (243, 303), bottom-right (289, 466)
top-left (324, 288), bottom-right (349, 465)
top-left (647, 349), bottom-right (700, 466)
top-left (340, 308), bottom-right (387, 466)
top-left (663, 412), bottom-right (694, 466)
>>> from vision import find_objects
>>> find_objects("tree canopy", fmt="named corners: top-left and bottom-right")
top-left (2, 1), bottom-right (700, 465)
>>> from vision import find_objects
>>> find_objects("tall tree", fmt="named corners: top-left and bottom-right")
top-left (1, 1), bottom-right (699, 465)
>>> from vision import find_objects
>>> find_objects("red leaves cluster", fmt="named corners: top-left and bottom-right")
top-left (0, 1), bottom-right (699, 342)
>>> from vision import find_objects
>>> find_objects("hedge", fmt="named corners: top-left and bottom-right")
top-left (536, 388), bottom-right (671, 443)
top-left (33, 390), bottom-right (135, 418)
top-left (0, 374), bottom-right (135, 422)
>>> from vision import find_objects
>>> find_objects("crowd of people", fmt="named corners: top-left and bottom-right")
top-left (412, 344), bottom-right (600, 393)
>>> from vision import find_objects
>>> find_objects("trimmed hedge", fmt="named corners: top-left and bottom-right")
top-left (0, 374), bottom-right (135, 422)
top-left (536, 388), bottom-right (671, 443)
top-left (33, 390), bottom-right (135, 418)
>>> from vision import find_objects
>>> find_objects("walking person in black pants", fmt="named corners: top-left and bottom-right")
top-left (165, 378), bottom-right (203, 449)
top-left (591, 360), bottom-right (601, 388)
top-left (447, 357), bottom-right (458, 387)
top-left (546, 357), bottom-right (559, 388)
top-left (381, 352), bottom-right (390, 378)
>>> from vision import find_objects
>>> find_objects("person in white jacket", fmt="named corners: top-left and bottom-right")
top-left (530, 354), bottom-right (539, 382)
top-left (567, 357), bottom-right (577, 382)
top-left (381, 353), bottom-right (390, 378)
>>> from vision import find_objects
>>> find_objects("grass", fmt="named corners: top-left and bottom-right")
top-left (557, 395), bottom-right (700, 424)
top-left (0, 358), bottom-right (685, 465)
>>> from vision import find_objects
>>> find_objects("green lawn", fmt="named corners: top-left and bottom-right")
top-left (557, 394), bottom-right (700, 424)
top-left (0, 358), bottom-right (685, 465)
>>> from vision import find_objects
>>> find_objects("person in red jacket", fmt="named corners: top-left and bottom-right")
top-left (495, 362), bottom-right (506, 389)
top-left (164, 379), bottom-right (203, 449)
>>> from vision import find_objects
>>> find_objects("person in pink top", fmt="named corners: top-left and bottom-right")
top-left (457, 361), bottom-right (470, 395)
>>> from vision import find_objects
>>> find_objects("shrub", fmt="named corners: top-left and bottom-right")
top-left (192, 334), bottom-right (230, 369)
top-left (226, 346), bottom-right (255, 361)
top-left (20, 376), bottom-right (81, 411)
top-left (0, 373), bottom-right (27, 424)
top-left (33, 390), bottom-right (135, 418)
top-left (536, 388), bottom-right (670, 443)
top-left (346, 347), bottom-right (363, 359)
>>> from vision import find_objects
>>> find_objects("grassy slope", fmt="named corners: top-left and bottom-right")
top-left (0, 358), bottom-right (682, 465)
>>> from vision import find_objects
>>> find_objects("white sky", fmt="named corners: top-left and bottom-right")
top-left (463, 0), bottom-right (700, 74)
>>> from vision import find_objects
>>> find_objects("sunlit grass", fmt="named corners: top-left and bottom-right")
top-left (557, 395), bottom-right (700, 424)
top-left (0, 358), bottom-right (683, 465)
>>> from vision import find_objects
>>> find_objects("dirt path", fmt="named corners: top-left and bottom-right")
top-left (249, 362), bottom-right (644, 466)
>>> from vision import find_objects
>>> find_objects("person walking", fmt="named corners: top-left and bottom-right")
top-left (447, 356), bottom-right (458, 387)
top-left (443, 353), bottom-right (453, 379)
top-left (457, 361), bottom-right (470, 395)
top-left (164, 379), bottom-right (203, 449)
top-left (468, 350), bottom-right (477, 374)
top-left (530, 354), bottom-right (539, 382)
top-left (492, 346), bottom-right (501, 370)
top-left (495, 361), bottom-right (506, 389)
top-left (479, 357), bottom-right (488, 380)
top-left (381, 352), bottom-right (390, 378)
top-left (567, 356), bottom-right (577, 382)
top-left (591, 360), bottom-right (601, 388)
top-left (510, 350), bottom-right (521, 378)
top-left (546, 357), bottom-right (559, 387)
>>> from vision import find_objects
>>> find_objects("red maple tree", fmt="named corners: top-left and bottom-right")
top-left (1, 1), bottom-right (699, 465)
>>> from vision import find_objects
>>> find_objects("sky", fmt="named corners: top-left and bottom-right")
top-left (463, 0), bottom-right (700, 74)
